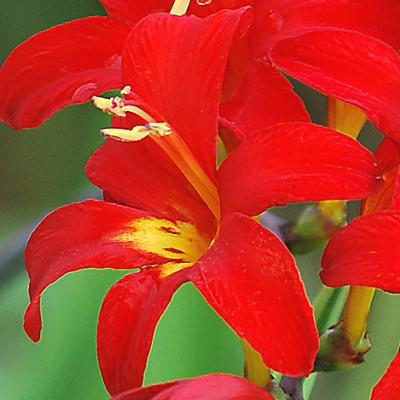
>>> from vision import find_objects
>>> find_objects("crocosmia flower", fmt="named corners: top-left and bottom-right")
top-left (111, 374), bottom-right (274, 400)
top-left (5, 0), bottom-right (400, 140)
top-left (21, 6), bottom-right (383, 396)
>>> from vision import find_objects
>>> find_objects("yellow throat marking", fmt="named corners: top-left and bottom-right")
top-left (114, 217), bottom-right (209, 264)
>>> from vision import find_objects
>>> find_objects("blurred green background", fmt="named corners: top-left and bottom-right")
top-left (0, 1), bottom-right (399, 399)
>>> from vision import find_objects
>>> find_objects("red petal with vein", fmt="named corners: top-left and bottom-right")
top-left (255, 0), bottom-right (400, 54)
top-left (98, 270), bottom-right (189, 395)
top-left (191, 213), bottom-right (318, 377)
top-left (0, 17), bottom-right (131, 130)
top-left (220, 59), bottom-right (309, 140)
top-left (269, 30), bottom-right (400, 142)
top-left (113, 374), bottom-right (273, 400)
top-left (218, 122), bottom-right (381, 216)
top-left (321, 211), bottom-right (400, 293)
top-left (24, 200), bottom-right (178, 342)
top-left (372, 353), bottom-right (400, 400)
top-left (122, 9), bottom-right (252, 179)
top-left (86, 122), bottom-right (215, 238)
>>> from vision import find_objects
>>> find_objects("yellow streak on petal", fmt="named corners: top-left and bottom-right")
top-left (114, 217), bottom-right (209, 263)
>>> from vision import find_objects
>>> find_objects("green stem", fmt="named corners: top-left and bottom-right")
top-left (303, 286), bottom-right (348, 400)
top-left (314, 286), bottom-right (349, 334)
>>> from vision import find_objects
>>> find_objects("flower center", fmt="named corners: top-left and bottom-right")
top-left (93, 88), bottom-right (221, 221)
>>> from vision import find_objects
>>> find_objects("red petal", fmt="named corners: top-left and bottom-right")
top-left (269, 30), bottom-right (400, 142)
top-left (372, 352), bottom-right (400, 400)
top-left (220, 59), bottom-right (309, 140)
top-left (255, 0), bottom-right (400, 52)
top-left (122, 9), bottom-right (253, 178)
top-left (191, 213), bottom-right (318, 377)
top-left (375, 139), bottom-right (400, 173)
top-left (362, 140), bottom-right (400, 214)
top-left (98, 270), bottom-right (189, 395)
top-left (321, 211), bottom-right (400, 293)
top-left (24, 200), bottom-right (198, 342)
top-left (218, 122), bottom-right (381, 216)
top-left (0, 17), bottom-right (131, 130)
top-left (86, 135), bottom-right (216, 239)
top-left (100, 1), bottom-right (252, 22)
top-left (112, 374), bottom-right (273, 400)
top-left (100, 0), bottom-right (171, 22)
top-left (113, 382), bottom-right (177, 400)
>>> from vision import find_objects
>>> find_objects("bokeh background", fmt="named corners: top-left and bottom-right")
top-left (1, 1), bottom-right (399, 399)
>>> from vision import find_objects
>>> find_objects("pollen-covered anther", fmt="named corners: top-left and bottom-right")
top-left (92, 95), bottom-right (128, 117)
top-left (101, 122), bottom-right (172, 142)
top-left (93, 89), bottom-right (154, 122)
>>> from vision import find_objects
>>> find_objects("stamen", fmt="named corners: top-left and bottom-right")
top-left (94, 90), bottom-right (220, 220)
top-left (170, 0), bottom-right (191, 15)
top-left (101, 122), bottom-right (172, 142)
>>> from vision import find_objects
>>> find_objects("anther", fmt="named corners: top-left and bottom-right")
top-left (101, 122), bottom-right (173, 142)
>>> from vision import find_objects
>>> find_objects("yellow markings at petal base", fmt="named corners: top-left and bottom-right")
top-left (114, 217), bottom-right (209, 263)
top-left (159, 262), bottom-right (193, 279)
top-left (328, 98), bottom-right (367, 139)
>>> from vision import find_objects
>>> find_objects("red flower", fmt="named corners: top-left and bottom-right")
top-left (22, 9), bottom-right (382, 396)
top-left (0, 0), bottom-right (230, 129)
top-left (111, 374), bottom-right (273, 400)
top-left (6, 0), bottom-right (400, 142)
top-left (263, 0), bottom-right (400, 142)
top-left (321, 139), bottom-right (400, 291)
top-left (371, 352), bottom-right (400, 400)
